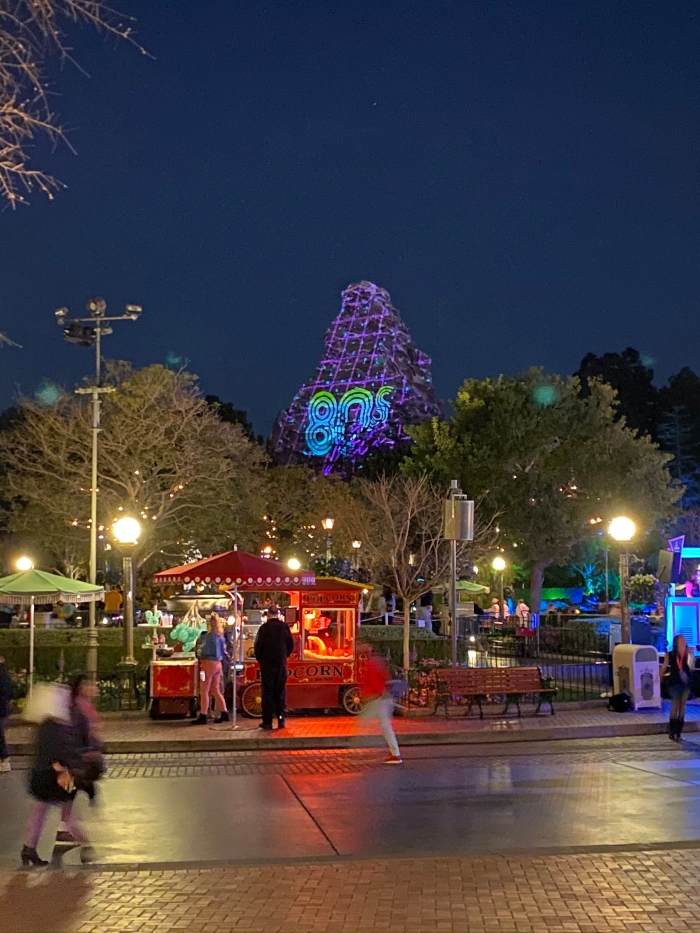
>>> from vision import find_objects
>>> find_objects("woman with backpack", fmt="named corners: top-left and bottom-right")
top-left (661, 634), bottom-right (694, 741)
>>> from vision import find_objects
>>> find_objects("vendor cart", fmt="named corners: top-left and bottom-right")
top-left (149, 654), bottom-right (199, 718)
top-left (153, 551), bottom-right (368, 718)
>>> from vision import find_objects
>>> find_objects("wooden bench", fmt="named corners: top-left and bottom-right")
top-left (434, 666), bottom-right (556, 719)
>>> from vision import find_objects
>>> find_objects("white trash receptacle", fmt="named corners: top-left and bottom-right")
top-left (612, 644), bottom-right (661, 710)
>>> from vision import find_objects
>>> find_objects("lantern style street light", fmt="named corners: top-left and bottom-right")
top-left (113, 516), bottom-right (141, 699)
top-left (352, 539), bottom-right (361, 569)
top-left (609, 516), bottom-right (636, 644)
top-left (322, 517), bottom-right (335, 563)
top-left (492, 556), bottom-right (507, 622)
top-left (56, 297), bottom-right (142, 682)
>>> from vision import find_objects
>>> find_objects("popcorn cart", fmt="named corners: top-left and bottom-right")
top-left (153, 551), bottom-right (368, 718)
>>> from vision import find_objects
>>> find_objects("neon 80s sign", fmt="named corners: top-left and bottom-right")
top-left (305, 387), bottom-right (393, 457)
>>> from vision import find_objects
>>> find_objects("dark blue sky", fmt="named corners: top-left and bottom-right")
top-left (2, 1), bottom-right (699, 434)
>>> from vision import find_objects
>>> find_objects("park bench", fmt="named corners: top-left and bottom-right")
top-left (434, 666), bottom-right (556, 719)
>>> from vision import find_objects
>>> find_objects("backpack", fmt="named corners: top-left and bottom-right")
top-left (608, 693), bottom-right (632, 713)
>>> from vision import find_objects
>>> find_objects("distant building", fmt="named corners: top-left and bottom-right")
top-left (270, 281), bottom-right (442, 474)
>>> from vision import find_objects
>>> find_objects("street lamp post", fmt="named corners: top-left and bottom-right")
top-left (609, 516), bottom-right (636, 645)
top-left (55, 298), bottom-right (142, 683)
top-left (492, 556), bottom-right (506, 622)
top-left (113, 516), bottom-right (141, 706)
top-left (322, 517), bottom-right (334, 564)
top-left (352, 540), bottom-right (361, 570)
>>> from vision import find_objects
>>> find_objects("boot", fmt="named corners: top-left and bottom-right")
top-left (669, 717), bottom-right (678, 740)
top-left (20, 845), bottom-right (48, 868)
top-left (191, 714), bottom-right (208, 726)
top-left (214, 711), bottom-right (229, 723)
top-left (678, 716), bottom-right (686, 740)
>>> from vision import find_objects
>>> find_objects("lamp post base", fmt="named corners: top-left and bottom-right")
top-left (116, 658), bottom-right (139, 710)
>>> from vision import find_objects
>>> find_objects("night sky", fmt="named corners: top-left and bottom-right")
top-left (1, 1), bottom-right (699, 435)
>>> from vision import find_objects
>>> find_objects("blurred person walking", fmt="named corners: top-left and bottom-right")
top-left (661, 633), bottom-right (694, 741)
top-left (21, 684), bottom-right (93, 867)
top-left (254, 606), bottom-right (294, 731)
top-left (0, 654), bottom-right (11, 772)
top-left (358, 651), bottom-right (402, 764)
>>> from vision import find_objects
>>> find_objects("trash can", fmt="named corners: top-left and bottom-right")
top-left (612, 644), bottom-right (661, 710)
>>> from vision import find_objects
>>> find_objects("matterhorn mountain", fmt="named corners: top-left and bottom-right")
top-left (270, 281), bottom-right (442, 474)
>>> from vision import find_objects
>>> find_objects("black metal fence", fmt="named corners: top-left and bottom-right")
top-left (390, 615), bottom-right (617, 710)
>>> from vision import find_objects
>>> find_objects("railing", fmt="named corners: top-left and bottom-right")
top-left (386, 614), bottom-right (618, 709)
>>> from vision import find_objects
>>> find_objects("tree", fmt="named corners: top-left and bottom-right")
top-left (408, 370), bottom-right (680, 617)
top-left (0, 0), bottom-right (144, 207)
top-left (576, 347), bottom-right (658, 437)
top-left (262, 465), bottom-right (360, 567)
top-left (0, 363), bottom-right (265, 575)
top-left (205, 396), bottom-right (257, 443)
top-left (346, 474), bottom-right (498, 670)
top-left (657, 368), bottom-right (700, 509)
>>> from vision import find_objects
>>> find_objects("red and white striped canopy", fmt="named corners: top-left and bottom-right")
top-left (153, 550), bottom-right (316, 590)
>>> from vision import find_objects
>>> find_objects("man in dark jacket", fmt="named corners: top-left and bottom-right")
top-left (0, 654), bottom-right (13, 772)
top-left (254, 606), bottom-right (294, 730)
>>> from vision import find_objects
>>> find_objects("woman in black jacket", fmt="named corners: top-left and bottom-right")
top-left (661, 634), bottom-right (694, 742)
top-left (21, 685), bottom-right (93, 867)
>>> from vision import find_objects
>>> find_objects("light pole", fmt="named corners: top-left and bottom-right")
top-left (113, 516), bottom-right (141, 704)
top-left (352, 540), bottom-right (361, 570)
top-left (609, 516), bottom-right (636, 645)
top-left (492, 556), bottom-right (506, 622)
top-left (55, 298), bottom-right (142, 683)
top-left (322, 517), bottom-right (334, 564)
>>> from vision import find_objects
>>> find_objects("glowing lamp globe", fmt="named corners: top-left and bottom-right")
top-left (288, 558), bottom-right (301, 571)
top-left (609, 517), bottom-right (635, 542)
top-left (322, 517), bottom-right (335, 532)
top-left (492, 556), bottom-right (506, 572)
top-left (16, 556), bottom-right (33, 571)
top-left (352, 540), bottom-right (362, 550)
top-left (113, 516), bottom-right (141, 545)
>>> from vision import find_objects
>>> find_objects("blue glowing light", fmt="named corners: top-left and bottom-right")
top-left (34, 381), bottom-right (63, 406)
top-left (533, 385), bottom-right (558, 407)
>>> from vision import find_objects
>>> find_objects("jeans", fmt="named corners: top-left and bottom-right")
top-left (360, 695), bottom-right (400, 757)
top-left (199, 659), bottom-right (227, 716)
top-left (0, 717), bottom-right (7, 760)
top-left (260, 667), bottom-right (287, 726)
top-left (25, 800), bottom-right (88, 848)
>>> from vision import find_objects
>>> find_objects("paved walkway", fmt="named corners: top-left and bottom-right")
top-left (2, 847), bottom-right (700, 933)
top-left (6, 702), bottom-right (700, 754)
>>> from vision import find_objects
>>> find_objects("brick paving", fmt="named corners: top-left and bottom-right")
top-left (7, 702), bottom-right (700, 755)
top-left (2, 847), bottom-right (700, 933)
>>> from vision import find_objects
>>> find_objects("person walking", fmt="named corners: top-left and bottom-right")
top-left (22, 684), bottom-right (93, 866)
top-left (358, 651), bottom-right (402, 764)
top-left (0, 654), bottom-right (12, 773)
top-left (194, 614), bottom-right (229, 725)
top-left (70, 675), bottom-right (105, 804)
top-left (661, 634), bottom-right (694, 741)
top-left (378, 587), bottom-right (395, 624)
top-left (254, 606), bottom-right (294, 731)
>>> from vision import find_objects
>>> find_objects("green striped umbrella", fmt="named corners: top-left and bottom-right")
top-left (0, 569), bottom-right (103, 693)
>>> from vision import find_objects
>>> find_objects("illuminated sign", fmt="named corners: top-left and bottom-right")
top-left (301, 592), bottom-right (359, 608)
top-left (305, 386), bottom-right (393, 457)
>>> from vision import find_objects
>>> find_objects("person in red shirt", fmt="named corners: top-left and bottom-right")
top-left (358, 652), bottom-right (402, 764)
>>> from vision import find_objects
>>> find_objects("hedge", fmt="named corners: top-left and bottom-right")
top-left (358, 626), bottom-right (470, 666)
top-left (0, 628), bottom-right (150, 678)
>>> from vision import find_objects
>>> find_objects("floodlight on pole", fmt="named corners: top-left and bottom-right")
top-left (56, 296), bottom-right (143, 683)
top-left (16, 556), bottom-right (33, 572)
top-left (609, 516), bottom-right (636, 644)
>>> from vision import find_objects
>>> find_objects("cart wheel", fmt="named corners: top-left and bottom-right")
top-left (148, 699), bottom-right (160, 719)
top-left (241, 683), bottom-right (263, 718)
top-left (341, 686), bottom-right (363, 715)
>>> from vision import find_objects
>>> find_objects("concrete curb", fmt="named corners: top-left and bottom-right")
top-left (8, 716), bottom-right (694, 755)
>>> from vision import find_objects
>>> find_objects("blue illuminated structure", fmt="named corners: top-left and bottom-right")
top-left (665, 538), bottom-right (700, 649)
top-left (271, 281), bottom-right (442, 473)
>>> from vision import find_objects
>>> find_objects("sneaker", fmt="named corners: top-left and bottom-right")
top-left (80, 845), bottom-right (97, 864)
top-left (384, 755), bottom-right (402, 764)
top-left (0, 759), bottom-right (11, 773)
